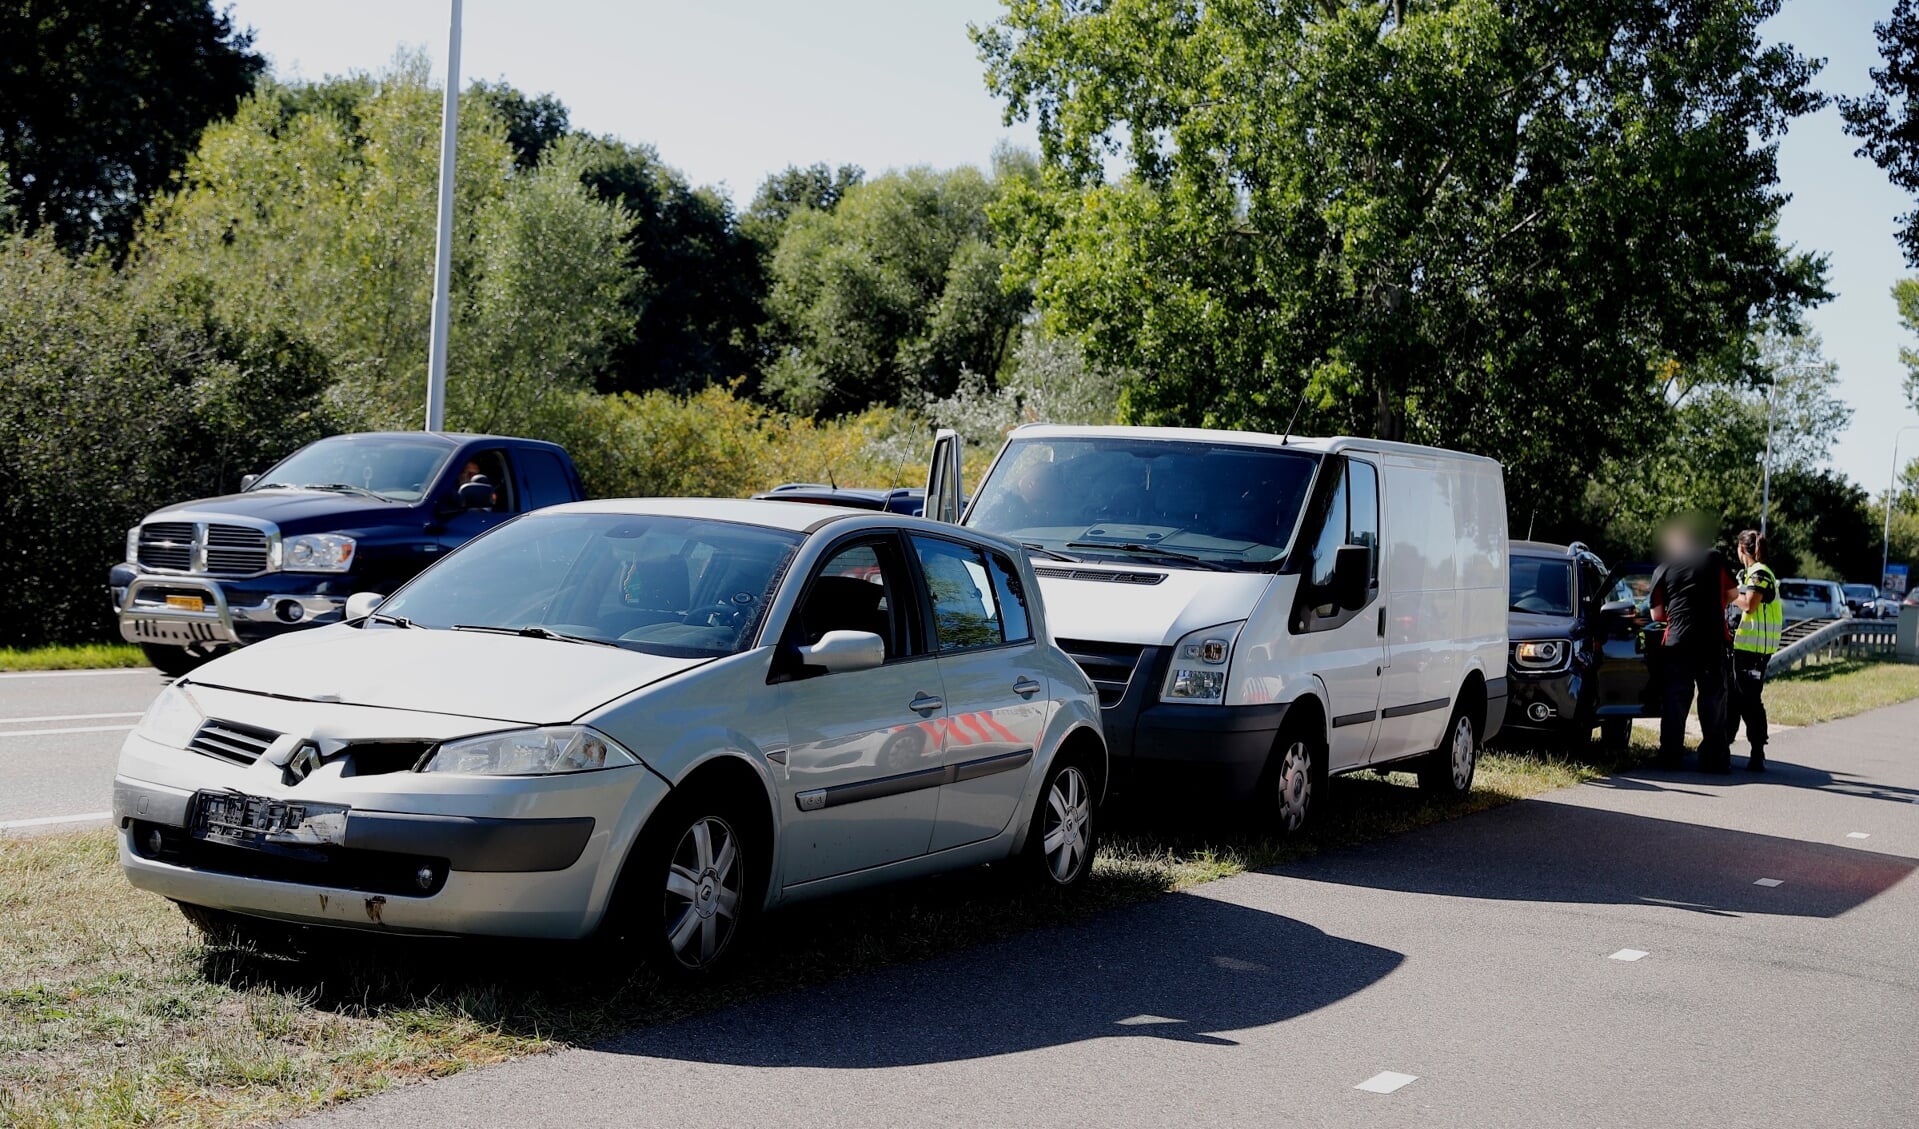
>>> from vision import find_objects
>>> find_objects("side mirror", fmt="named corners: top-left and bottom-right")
top-left (240, 473), bottom-right (259, 491)
top-left (344, 592), bottom-right (385, 621)
top-left (796, 630), bottom-right (885, 675)
top-left (458, 477), bottom-right (496, 510)
top-left (1600, 599), bottom-right (1634, 617)
top-left (1331, 544), bottom-right (1370, 610)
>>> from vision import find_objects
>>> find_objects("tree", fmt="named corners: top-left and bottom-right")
top-left (1841, 0), bottom-right (1919, 268)
top-left (764, 162), bottom-right (1031, 416)
top-left (976, 0), bottom-right (1829, 521)
top-left (743, 162), bottom-right (865, 243)
top-left (0, 0), bottom-right (263, 253)
top-left (473, 81), bottom-right (571, 169)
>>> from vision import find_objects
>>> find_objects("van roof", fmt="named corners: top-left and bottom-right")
top-left (1007, 424), bottom-right (1502, 466)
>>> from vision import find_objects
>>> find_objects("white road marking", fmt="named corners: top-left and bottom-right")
top-left (1847, 832), bottom-right (1871, 840)
top-left (0, 668), bottom-right (156, 679)
top-left (0, 811), bottom-right (112, 830)
top-left (1754, 878), bottom-right (1784, 887)
top-left (1355, 1072), bottom-right (1419, 1094)
top-left (1609, 949), bottom-right (1650, 962)
top-left (0, 725), bottom-right (135, 739)
top-left (1114, 1015), bottom-right (1185, 1026)
top-left (0, 712), bottom-right (143, 725)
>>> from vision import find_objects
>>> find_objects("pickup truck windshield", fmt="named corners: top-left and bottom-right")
top-left (966, 436), bottom-right (1320, 570)
top-left (377, 513), bottom-right (802, 658)
top-left (248, 436), bottom-right (452, 502)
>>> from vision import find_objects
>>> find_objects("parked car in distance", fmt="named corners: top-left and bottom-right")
top-left (752, 482), bottom-right (965, 517)
top-left (109, 432), bottom-right (585, 676)
top-left (114, 499), bottom-right (1105, 972)
top-left (924, 424), bottom-right (1508, 833)
top-left (1501, 541), bottom-right (1658, 749)
top-left (1778, 578), bottom-right (1849, 624)
top-left (1841, 583), bottom-right (1900, 619)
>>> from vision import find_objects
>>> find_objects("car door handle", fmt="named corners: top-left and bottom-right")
top-left (1012, 676), bottom-right (1042, 698)
top-left (909, 693), bottom-right (944, 714)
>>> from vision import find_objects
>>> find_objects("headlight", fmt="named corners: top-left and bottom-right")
top-left (1161, 621), bottom-right (1244, 704)
top-left (125, 526), bottom-right (141, 564)
top-left (281, 533), bottom-right (356, 573)
top-left (133, 684), bottom-right (204, 747)
top-left (419, 726), bottom-right (640, 776)
top-left (1513, 640), bottom-right (1569, 670)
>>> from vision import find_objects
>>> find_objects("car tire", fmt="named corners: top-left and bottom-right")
top-left (1017, 752), bottom-right (1099, 888)
top-left (141, 643), bottom-right (213, 678)
top-left (1418, 705), bottom-right (1479, 796)
top-left (1261, 720), bottom-right (1325, 834)
top-left (1599, 717), bottom-right (1633, 751)
top-left (606, 787), bottom-right (759, 977)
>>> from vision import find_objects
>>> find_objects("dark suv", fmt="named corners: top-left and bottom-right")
top-left (1504, 540), bottom-right (1661, 748)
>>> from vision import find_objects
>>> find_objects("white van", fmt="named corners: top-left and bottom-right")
top-left (926, 425), bottom-right (1508, 830)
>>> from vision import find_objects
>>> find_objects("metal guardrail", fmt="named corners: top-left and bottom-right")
top-left (1767, 618), bottom-right (1898, 676)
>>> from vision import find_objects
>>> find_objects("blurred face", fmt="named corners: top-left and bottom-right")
top-left (460, 460), bottom-right (482, 485)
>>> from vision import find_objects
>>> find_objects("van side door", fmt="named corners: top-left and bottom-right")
top-left (1289, 455), bottom-right (1385, 772)
top-left (1373, 454), bottom-right (1462, 761)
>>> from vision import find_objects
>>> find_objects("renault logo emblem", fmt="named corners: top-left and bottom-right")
top-left (286, 742), bottom-right (323, 783)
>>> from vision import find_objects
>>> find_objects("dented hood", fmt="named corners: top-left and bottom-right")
top-left (187, 624), bottom-right (708, 724)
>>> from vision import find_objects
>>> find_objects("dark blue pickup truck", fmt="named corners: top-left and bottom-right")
top-left (108, 432), bottom-right (584, 675)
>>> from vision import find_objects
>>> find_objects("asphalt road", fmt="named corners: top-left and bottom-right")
top-left (301, 699), bottom-right (1919, 1129)
top-left (0, 667), bottom-right (168, 830)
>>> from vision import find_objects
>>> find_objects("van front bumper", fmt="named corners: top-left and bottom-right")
top-left (1089, 644), bottom-right (1284, 801)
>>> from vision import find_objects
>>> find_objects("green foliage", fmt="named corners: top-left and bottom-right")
top-left (1840, 0), bottom-right (1919, 268)
top-left (764, 163), bottom-right (1031, 416)
top-left (922, 325), bottom-right (1129, 450)
top-left (744, 162), bottom-right (866, 243)
top-left (0, 0), bottom-right (264, 253)
top-left (0, 232), bottom-right (336, 645)
top-left (976, 0), bottom-right (1830, 523)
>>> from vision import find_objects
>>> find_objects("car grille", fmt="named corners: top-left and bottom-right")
top-left (187, 719), bottom-right (279, 766)
top-left (1056, 638), bottom-right (1147, 708)
top-left (137, 521), bottom-right (271, 575)
top-left (1033, 566), bottom-right (1166, 585)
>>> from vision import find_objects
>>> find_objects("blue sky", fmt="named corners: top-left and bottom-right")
top-left (226, 0), bottom-right (1919, 493)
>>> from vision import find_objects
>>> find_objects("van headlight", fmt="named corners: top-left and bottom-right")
top-left (1161, 621), bottom-right (1244, 704)
top-left (1513, 640), bottom-right (1569, 671)
top-left (419, 726), bottom-right (640, 776)
top-left (279, 533), bottom-right (356, 573)
top-left (133, 684), bottom-right (204, 747)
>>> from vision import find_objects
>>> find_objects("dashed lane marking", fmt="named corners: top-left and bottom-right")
top-left (0, 725), bottom-right (135, 739)
top-left (1355, 1072), bottom-right (1419, 1094)
top-left (1754, 878), bottom-right (1784, 887)
top-left (0, 812), bottom-right (112, 830)
top-left (1609, 949), bottom-right (1650, 962)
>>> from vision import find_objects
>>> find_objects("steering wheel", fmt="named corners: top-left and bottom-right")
top-left (684, 602), bottom-right (745, 628)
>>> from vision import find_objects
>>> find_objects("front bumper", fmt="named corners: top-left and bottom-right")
top-left (1502, 669), bottom-right (1582, 732)
top-left (1094, 645), bottom-right (1286, 801)
top-left (110, 565), bottom-right (348, 648)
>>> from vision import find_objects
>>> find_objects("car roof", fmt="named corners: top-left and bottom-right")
top-left (1005, 424), bottom-right (1503, 466)
top-left (534, 497), bottom-right (1022, 551)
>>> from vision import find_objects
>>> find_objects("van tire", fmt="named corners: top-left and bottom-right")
top-left (1261, 720), bottom-right (1325, 834)
top-left (1418, 705), bottom-right (1478, 796)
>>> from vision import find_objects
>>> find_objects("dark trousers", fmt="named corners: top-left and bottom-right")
top-left (1727, 650), bottom-right (1769, 753)
top-left (1660, 645), bottom-right (1729, 764)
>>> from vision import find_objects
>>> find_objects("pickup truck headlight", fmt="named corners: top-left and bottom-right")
top-left (125, 526), bottom-right (140, 564)
top-left (420, 726), bottom-right (640, 776)
top-left (1513, 640), bottom-right (1570, 671)
top-left (133, 684), bottom-right (204, 747)
top-left (1161, 621), bottom-right (1244, 704)
top-left (280, 533), bottom-right (356, 573)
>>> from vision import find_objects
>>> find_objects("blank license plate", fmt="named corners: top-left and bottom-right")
top-left (166, 595), bottom-right (205, 611)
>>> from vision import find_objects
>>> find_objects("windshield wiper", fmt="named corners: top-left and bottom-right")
top-left (452, 624), bottom-right (622, 648)
top-left (367, 611), bottom-right (414, 629)
top-left (1021, 542), bottom-right (1081, 562)
top-left (1064, 541), bottom-right (1235, 571)
top-left (308, 482), bottom-right (393, 501)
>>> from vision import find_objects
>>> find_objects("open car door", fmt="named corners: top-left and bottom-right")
top-left (924, 427), bottom-right (963, 525)
top-left (1591, 561), bottom-right (1660, 717)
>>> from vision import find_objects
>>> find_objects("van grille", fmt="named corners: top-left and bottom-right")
top-left (1055, 638), bottom-right (1147, 708)
top-left (1033, 567), bottom-right (1166, 586)
top-left (187, 719), bottom-right (279, 766)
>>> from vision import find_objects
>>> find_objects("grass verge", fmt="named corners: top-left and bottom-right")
top-left (0, 644), bottom-right (148, 672)
top-left (1765, 656), bottom-right (1919, 726)
top-left (3, 658), bottom-right (1913, 1127)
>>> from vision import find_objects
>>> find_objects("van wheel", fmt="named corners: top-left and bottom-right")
top-left (1018, 754), bottom-right (1098, 887)
top-left (604, 787), bottom-right (757, 977)
top-left (141, 644), bottom-right (213, 678)
top-left (1419, 707), bottom-right (1478, 795)
top-left (1263, 722), bottom-right (1324, 834)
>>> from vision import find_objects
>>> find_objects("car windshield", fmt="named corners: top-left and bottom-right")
top-left (1510, 557), bottom-right (1575, 615)
top-left (1842, 585), bottom-right (1875, 599)
top-left (249, 436), bottom-right (451, 502)
top-left (377, 513), bottom-right (802, 658)
top-left (1780, 582), bottom-right (1829, 603)
top-left (964, 436), bottom-right (1320, 570)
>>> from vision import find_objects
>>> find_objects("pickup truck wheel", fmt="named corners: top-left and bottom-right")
top-left (1599, 717), bottom-right (1633, 750)
top-left (1418, 707), bottom-right (1479, 795)
top-left (140, 643), bottom-right (213, 678)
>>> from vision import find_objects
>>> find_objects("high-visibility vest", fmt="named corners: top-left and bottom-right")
top-left (1733, 562), bottom-right (1782, 654)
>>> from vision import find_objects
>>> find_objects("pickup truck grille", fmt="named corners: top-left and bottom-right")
top-left (136, 522), bottom-right (271, 576)
top-left (187, 719), bottom-right (279, 766)
top-left (1056, 638), bottom-right (1147, 708)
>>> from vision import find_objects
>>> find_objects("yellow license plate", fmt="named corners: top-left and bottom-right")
top-left (165, 595), bottom-right (205, 612)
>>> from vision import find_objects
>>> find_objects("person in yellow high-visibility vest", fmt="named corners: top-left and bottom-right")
top-left (1726, 529), bottom-right (1781, 771)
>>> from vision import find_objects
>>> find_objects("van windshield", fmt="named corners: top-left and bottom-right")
top-left (964, 436), bottom-right (1320, 570)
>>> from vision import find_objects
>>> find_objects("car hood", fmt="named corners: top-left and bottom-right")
top-left (1033, 565), bottom-right (1275, 646)
top-left (148, 490), bottom-right (413, 528)
top-left (1507, 611), bottom-right (1577, 641)
top-left (187, 624), bottom-right (709, 724)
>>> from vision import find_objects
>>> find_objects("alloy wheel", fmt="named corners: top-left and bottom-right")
top-left (662, 815), bottom-right (742, 970)
top-left (1041, 765), bottom-right (1092, 883)
top-left (1276, 739), bottom-right (1314, 832)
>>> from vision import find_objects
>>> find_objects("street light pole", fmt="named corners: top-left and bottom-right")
top-left (1759, 378), bottom-right (1777, 537)
top-left (1883, 424), bottom-right (1919, 593)
top-left (423, 0), bottom-right (462, 432)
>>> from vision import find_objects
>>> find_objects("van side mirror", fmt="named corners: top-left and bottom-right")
top-left (796, 630), bottom-right (886, 675)
top-left (1332, 545), bottom-right (1370, 610)
top-left (240, 473), bottom-right (259, 491)
top-left (458, 477), bottom-right (496, 510)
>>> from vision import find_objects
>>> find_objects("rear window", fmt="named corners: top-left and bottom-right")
top-left (1780, 582), bottom-right (1829, 602)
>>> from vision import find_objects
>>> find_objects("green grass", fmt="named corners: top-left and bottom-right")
top-left (1766, 656), bottom-right (1919, 727)
top-left (2, 658), bottom-right (1914, 1127)
top-left (0, 644), bottom-right (148, 672)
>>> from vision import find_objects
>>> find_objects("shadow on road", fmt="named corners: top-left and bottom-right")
top-left (601, 890), bottom-right (1403, 1068)
top-left (1593, 756), bottom-right (1919, 808)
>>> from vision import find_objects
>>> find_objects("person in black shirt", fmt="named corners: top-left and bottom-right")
top-left (1648, 525), bottom-right (1738, 772)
